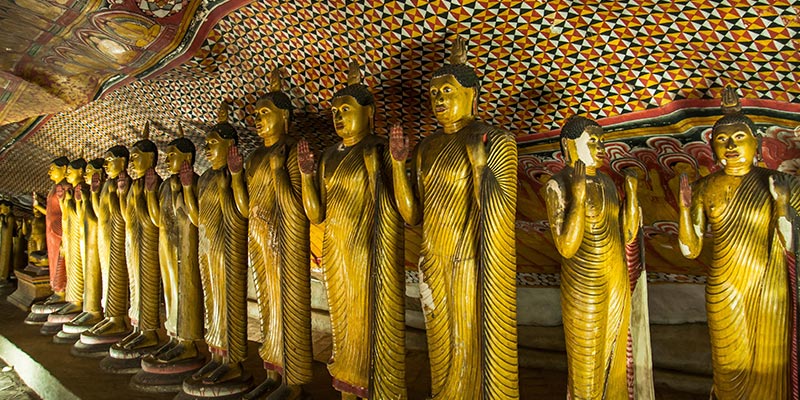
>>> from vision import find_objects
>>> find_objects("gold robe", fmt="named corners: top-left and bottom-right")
top-left (78, 185), bottom-right (102, 314)
top-left (96, 177), bottom-right (128, 319)
top-left (693, 167), bottom-right (800, 399)
top-left (197, 168), bottom-right (248, 362)
top-left (247, 139), bottom-right (313, 385)
top-left (317, 136), bottom-right (406, 398)
top-left (122, 178), bottom-right (160, 331)
top-left (62, 190), bottom-right (84, 304)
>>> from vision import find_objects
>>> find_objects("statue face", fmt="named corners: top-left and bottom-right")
top-left (0, 204), bottom-right (9, 215)
top-left (104, 152), bottom-right (127, 179)
top-left (331, 95), bottom-right (371, 140)
top-left (129, 147), bottom-right (154, 178)
top-left (47, 163), bottom-right (66, 183)
top-left (205, 130), bottom-right (232, 167)
top-left (566, 126), bottom-right (605, 168)
top-left (254, 100), bottom-right (286, 140)
top-left (430, 74), bottom-right (475, 126)
top-left (165, 145), bottom-right (191, 175)
top-left (712, 123), bottom-right (757, 170)
top-left (66, 165), bottom-right (84, 185)
top-left (84, 164), bottom-right (102, 183)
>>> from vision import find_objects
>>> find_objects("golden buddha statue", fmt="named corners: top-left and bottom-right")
top-left (76, 146), bottom-right (131, 353)
top-left (678, 87), bottom-right (800, 399)
top-left (13, 216), bottom-right (28, 271)
top-left (230, 68), bottom-right (313, 400)
top-left (61, 159), bottom-right (106, 336)
top-left (181, 103), bottom-right (251, 396)
top-left (0, 200), bottom-right (16, 288)
top-left (26, 156), bottom-right (70, 323)
top-left (389, 38), bottom-right (518, 399)
top-left (298, 61), bottom-right (406, 400)
top-left (139, 125), bottom-right (205, 376)
top-left (44, 158), bottom-right (88, 336)
top-left (112, 126), bottom-right (162, 355)
top-left (543, 116), bottom-right (643, 399)
top-left (26, 197), bottom-right (47, 268)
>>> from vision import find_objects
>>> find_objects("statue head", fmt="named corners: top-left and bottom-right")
top-left (711, 113), bottom-right (760, 175)
top-left (85, 158), bottom-right (105, 184)
top-left (48, 156), bottom-right (69, 183)
top-left (254, 67), bottom-right (293, 143)
top-left (166, 137), bottom-right (196, 175)
top-left (430, 37), bottom-right (479, 131)
top-left (560, 116), bottom-right (605, 174)
top-left (104, 145), bottom-right (129, 179)
top-left (206, 123), bottom-right (238, 170)
top-left (332, 61), bottom-right (374, 144)
top-left (130, 139), bottom-right (158, 179)
top-left (0, 200), bottom-right (12, 215)
top-left (66, 158), bottom-right (87, 185)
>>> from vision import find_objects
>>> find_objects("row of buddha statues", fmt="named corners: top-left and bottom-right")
top-left (7, 38), bottom-right (799, 400)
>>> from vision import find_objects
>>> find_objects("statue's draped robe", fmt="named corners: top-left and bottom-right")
top-left (694, 167), bottom-right (800, 399)
top-left (46, 184), bottom-right (66, 292)
top-left (413, 121), bottom-right (518, 399)
top-left (247, 140), bottom-right (313, 385)
top-left (123, 178), bottom-right (161, 331)
top-left (0, 214), bottom-right (14, 280)
top-left (97, 177), bottom-right (129, 319)
top-left (547, 169), bottom-right (631, 400)
top-left (197, 168), bottom-right (248, 362)
top-left (62, 190), bottom-right (84, 304)
top-left (157, 175), bottom-right (202, 340)
top-left (319, 136), bottom-right (406, 398)
top-left (79, 185), bottom-right (102, 315)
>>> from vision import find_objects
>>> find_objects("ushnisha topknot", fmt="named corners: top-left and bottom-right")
top-left (212, 101), bottom-right (239, 145)
top-left (256, 67), bottom-right (293, 111)
top-left (333, 61), bottom-right (374, 107)
top-left (560, 115), bottom-right (602, 140)
top-left (431, 37), bottom-right (480, 89)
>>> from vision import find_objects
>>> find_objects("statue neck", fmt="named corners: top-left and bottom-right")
top-left (342, 130), bottom-right (369, 147)
top-left (723, 163), bottom-right (752, 177)
top-left (442, 115), bottom-right (475, 134)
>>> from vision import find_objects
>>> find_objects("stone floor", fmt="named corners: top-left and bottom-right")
top-left (0, 291), bottom-right (708, 399)
top-left (0, 358), bottom-right (39, 400)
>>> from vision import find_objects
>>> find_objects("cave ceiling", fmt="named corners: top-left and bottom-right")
top-left (0, 0), bottom-right (798, 278)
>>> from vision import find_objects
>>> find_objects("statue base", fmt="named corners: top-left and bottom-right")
top-left (141, 353), bottom-right (206, 374)
top-left (179, 372), bottom-right (253, 399)
top-left (40, 311), bottom-right (79, 335)
top-left (130, 355), bottom-right (205, 395)
top-left (52, 329), bottom-right (80, 344)
top-left (71, 340), bottom-right (114, 358)
top-left (7, 268), bottom-right (51, 311)
top-left (100, 343), bottom-right (159, 374)
top-left (23, 311), bottom-right (49, 325)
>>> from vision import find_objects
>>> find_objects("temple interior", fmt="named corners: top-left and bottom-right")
top-left (0, 1), bottom-right (798, 399)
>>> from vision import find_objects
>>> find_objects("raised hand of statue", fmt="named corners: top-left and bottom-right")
top-left (571, 160), bottom-right (587, 203)
top-left (74, 183), bottom-right (83, 201)
top-left (32, 191), bottom-right (38, 208)
top-left (297, 139), bottom-right (315, 175)
top-left (390, 123), bottom-right (409, 162)
top-left (228, 145), bottom-right (243, 174)
top-left (91, 173), bottom-right (101, 193)
top-left (769, 174), bottom-right (791, 206)
top-left (624, 169), bottom-right (638, 198)
top-left (679, 173), bottom-right (692, 210)
top-left (269, 145), bottom-right (286, 171)
top-left (117, 169), bottom-right (130, 194)
top-left (144, 168), bottom-right (158, 192)
top-left (180, 161), bottom-right (193, 187)
top-left (55, 183), bottom-right (65, 200)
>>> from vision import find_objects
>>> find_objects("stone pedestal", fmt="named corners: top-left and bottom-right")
top-left (7, 268), bottom-right (51, 311)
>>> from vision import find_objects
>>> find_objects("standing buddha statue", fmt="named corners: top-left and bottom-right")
top-left (60, 159), bottom-right (106, 338)
top-left (678, 87), bottom-right (800, 399)
top-left (543, 116), bottom-right (645, 399)
top-left (181, 103), bottom-right (251, 397)
top-left (26, 156), bottom-right (70, 324)
top-left (389, 37), bottom-right (518, 399)
top-left (0, 200), bottom-right (15, 288)
top-left (232, 68), bottom-right (313, 400)
top-left (135, 125), bottom-right (205, 389)
top-left (76, 146), bottom-right (132, 356)
top-left (26, 196), bottom-right (47, 268)
top-left (298, 61), bottom-right (406, 400)
top-left (44, 157), bottom-right (88, 337)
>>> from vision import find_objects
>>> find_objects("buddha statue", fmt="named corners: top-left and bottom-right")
top-left (13, 216), bottom-right (28, 271)
top-left (181, 103), bottom-right (251, 396)
top-left (60, 158), bottom-right (105, 337)
top-left (544, 115), bottom-right (650, 399)
top-left (678, 87), bottom-right (800, 399)
top-left (230, 68), bottom-right (313, 400)
top-left (389, 38), bottom-right (518, 399)
top-left (26, 197), bottom-right (47, 269)
top-left (0, 200), bottom-right (16, 288)
top-left (46, 157), bottom-right (88, 338)
top-left (75, 146), bottom-right (131, 355)
top-left (107, 124), bottom-right (162, 363)
top-left (298, 61), bottom-right (406, 399)
top-left (136, 125), bottom-right (205, 387)
top-left (26, 156), bottom-right (70, 324)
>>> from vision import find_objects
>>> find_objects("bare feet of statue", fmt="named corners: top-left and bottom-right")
top-left (243, 370), bottom-right (280, 400)
top-left (156, 339), bottom-right (199, 363)
top-left (88, 317), bottom-right (128, 336)
top-left (148, 337), bottom-right (178, 359)
top-left (202, 361), bottom-right (244, 385)
top-left (192, 354), bottom-right (222, 380)
top-left (121, 329), bottom-right (158, 350)
top-left (266, 384), bottom-right (306, 400)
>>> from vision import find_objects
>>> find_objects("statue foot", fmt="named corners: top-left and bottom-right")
top-left (88, 317), bottom-right (129, 337)
top-left (121, 330), bottom-right (158, 350)
top-left (202, 361), bottom-right (243, 385)
top-left (265, 384), bottom-right (305, 400)
top-left (156, 340), bottom-right (198, 363)
top-left (192, 357), bottom-right (221, 380)
top-left (43, 292), bottom-right (65, 305)
top-left (117, 329), bottom-right (141, 347)
top-left (55, 301), bottom-right (82, 315)
top-left (85, 317), bottom-right (111, 335)
top-left (148, 337), bottom-right (178, 359)
top-left (242, 375), bottom-right (280, 399)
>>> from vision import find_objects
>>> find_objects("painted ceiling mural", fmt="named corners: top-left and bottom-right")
top-left (0, 0), bottom-right (798, 285)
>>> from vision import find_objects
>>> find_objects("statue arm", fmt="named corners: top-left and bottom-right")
top-left (622, 174), bottom-right (641, 245)
top-left (183, 180), bottom-right (199, 227)
top-left (544, 171), bottom-right (586, 259)
top-left (677, 177), bottom-right (704, 259)
top-left (231, 169), bottom-right (249, 218)
top-left (391, 145), bottom-right (422, 225)
top-left (770, 174), bottom-right (800, 251)
top-left (145, 184), bottom-right (161, 227)
top-left (300, 156), bottom-right (326, 224)
top-left (33, 203), bottom-right (46, 215)
top-left (278, 146), bottom-right (303, 211)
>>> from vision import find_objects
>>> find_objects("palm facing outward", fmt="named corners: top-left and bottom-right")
top-left (297, 140), bottom-right (315, 174)
top-left (74, 184), bottom-right (83, 201)
top-left (117, 170), bottom-right (130, 193)
top-left (389, 123), bottom-right (409, 162)
top-left (180, 161), bottom-right (193, 187)
top-left (91, 174), bottom-right (101, 193)
top-left (144, 168), bottom-right (158, 192)
top-left (228, 146), bottom-right (243, 174)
